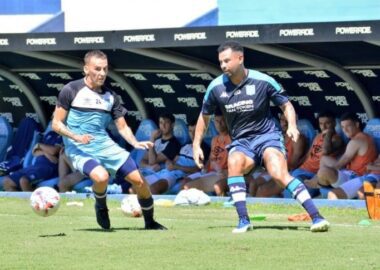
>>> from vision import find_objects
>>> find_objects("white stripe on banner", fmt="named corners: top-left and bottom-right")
top-left (296, 190), bottom-right (311, 204)
top-left (232, 192), bottom-right (246, 202)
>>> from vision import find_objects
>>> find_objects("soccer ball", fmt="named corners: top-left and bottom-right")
top-left (121, 195), bottom-right (142, 218)
top-left (30, 187), bottom-right (60, 217)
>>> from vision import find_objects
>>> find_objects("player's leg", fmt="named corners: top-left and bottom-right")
top-left (85, 160), bottom-right (111, 229)
top-left (19, 176), bottom-right (33, 191)
top-left (184, 172), bottom-right (220, 193)
top-left (256, 179), bottom-right (283, 197)
top-left (315, 156), bottom-right (339, 186)
top-left (149, 179), bottom-right (169, 194)
top-left (119, 157), bottom-right (166, 230)
top-left (227, 151), bottom-right (255, 233)
top-left (2, 175), bottom-right (19, 191)
top-left (264, 147), bottom-right (329, 232)
top-left (214, 177), bottom-right (228, 196)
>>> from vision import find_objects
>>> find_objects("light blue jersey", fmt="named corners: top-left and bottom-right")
top-left (57, 78), bottom-right (129, 176)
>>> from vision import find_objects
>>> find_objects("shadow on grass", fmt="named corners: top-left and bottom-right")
top-left (208, 224), bottom-right (309, 231)
top-left (39, 233), bottom-right (67, 237)
top-left (74, 226), bottom-right (145, 233)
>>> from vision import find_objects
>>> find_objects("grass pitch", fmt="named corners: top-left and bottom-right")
top-left (0, 196), bottom-right (379, 270)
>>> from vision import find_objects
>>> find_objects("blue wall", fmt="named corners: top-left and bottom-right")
top-left (218, 0), bottom-right (380, 25)
top-left (0, 0), bottom-right (61, 14)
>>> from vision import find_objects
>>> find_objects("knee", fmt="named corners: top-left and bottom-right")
top-left (3, 177), bottom-right (15, 190)
top-left (327, 191), bottom-right (338, 200)
top-left (92, 171), bottom-right (109, 185)
top-left (19, 177), bottom-right (30, 190)
top-left (228, 156), bottom-right (243, 170)
top-left (214, 183), bottom-right (223, 196)
top-left (317, 167), bottom-right (335, 183)
top-left (58, 181), bottom-right (68, 192)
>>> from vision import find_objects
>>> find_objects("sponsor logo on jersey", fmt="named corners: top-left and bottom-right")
top-left (225, 100), bottom-right (254, 112)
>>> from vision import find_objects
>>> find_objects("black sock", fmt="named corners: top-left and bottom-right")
top-left (94, 190), bottom-right (107, 208)
top-left (138, 197), bottom-right (154, 225)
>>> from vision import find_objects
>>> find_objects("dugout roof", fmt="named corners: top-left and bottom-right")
top-left (0, 20), bottom-right (379, 129)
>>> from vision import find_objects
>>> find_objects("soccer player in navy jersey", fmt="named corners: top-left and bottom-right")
top-left (192, 41), bottom-right (329, 233)
top-left (52, 50), bottom-right (166, 230)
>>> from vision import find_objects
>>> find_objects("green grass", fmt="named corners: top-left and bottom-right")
top-left (0, 197), bottom-right (379, 270)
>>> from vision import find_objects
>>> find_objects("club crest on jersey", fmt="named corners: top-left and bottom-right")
top-left (246, 85), bottom-right (256, 95)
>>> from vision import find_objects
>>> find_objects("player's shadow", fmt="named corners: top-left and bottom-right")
top-left (208, 225), bottom-right (309, 231)
top-left (75, 227), bottom-right (144, 233)
top-left (39, 233), bottom-right (67, 238)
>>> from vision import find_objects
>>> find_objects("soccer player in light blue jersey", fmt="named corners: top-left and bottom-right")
top-left (192, 41), bottom-right (329, 233)
top-left (52, 50), bottom-right (166, 230)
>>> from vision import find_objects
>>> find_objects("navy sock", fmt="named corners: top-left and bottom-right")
top-left (228, 176), bottom-right (249, 221)
top-left (286, 178), bottom-right (321, 220)
top-left (94, 190), bottom-right (107, 208)
top-left (138, 197), bottom-right (154, 225)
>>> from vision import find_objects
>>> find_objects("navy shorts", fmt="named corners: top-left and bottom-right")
top-left (116, 155), bottom-right (139, 180)
top-left (9, 165), bottom-right (57, 187)
top-left (227, 131), bottom-right (286, 166)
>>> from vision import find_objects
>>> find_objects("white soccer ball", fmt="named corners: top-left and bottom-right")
top-left (121, 195), bottom-right (142, 218)
top-left (30, 187), bottom-right (60, 217)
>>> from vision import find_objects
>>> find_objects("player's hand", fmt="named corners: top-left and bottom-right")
top-left (74, 134), bottom-right (94, 144)
top-left (134, 141), bottom-right (153, 150)
top-left (287, 126), bottom-right (300, 142)
top-left (150, 129), bottom-right (162, 141)
top-left (304, 179), bottom-right (320, 189)
top-left (193, 144), bottom-right (204, 169)
top-left (166, 160), bottom-right (175, 170)
top-left (322, 127), bottom-right (334, 137)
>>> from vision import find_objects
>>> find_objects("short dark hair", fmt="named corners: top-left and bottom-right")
top-left (340, 112), bottom-right (359, 123)
top-left (84, 50), bottom-right (107, 64)
top-left (159, 112), bottom-right (175, 123)
top-left (317, 111), bottom-right (336, 120)
top-left (217, 41), bottom-right (244, 54)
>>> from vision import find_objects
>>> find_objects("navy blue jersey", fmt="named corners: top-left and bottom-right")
top-left (202, 70), bottom-right (288, 140)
